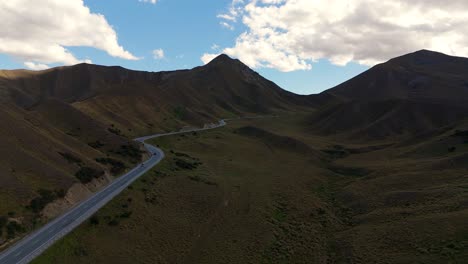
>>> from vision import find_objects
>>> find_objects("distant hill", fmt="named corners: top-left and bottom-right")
top-left (309, 50), bottom-right (468, 140)
top-left (2, 54), bottom-right (312, 134)
top-left (325, 50), bottom-right (468, 104)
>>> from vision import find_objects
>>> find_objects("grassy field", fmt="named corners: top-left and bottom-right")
top-left (32, 114), bottom-right (468, 263)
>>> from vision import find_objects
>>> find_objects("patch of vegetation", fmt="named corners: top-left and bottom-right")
top-left (153, 170), bottom-right (169, 178)
top-left (328, 165), bottom-right (371, 177)
top-left (89, 215), bottom-right (99, 225)
top-left (174, 158), bottom-right (201, 170)
top-left (6, 221), bottom-right (24, 239)
top-left (58, 152), bottom-right (82, 164)
top-left (88, 140), bottom-right (105, 149)
top-left (75, 167), bottom-right (104, 184)
top-left (28, 189), bottom-right (63, 214)
top-left (108, 127), bottom-right (122, 136)
top-left (114, 144), bottom-right (143, 162)
top-left (448, 146), bottom-right (457, 152)
top-left (108, 219), bottom-right (119, 226)
top-left (173, 106), bottom-right (188, 120)
top-left (56, 189), bottom-right (66, 198)
top-left (119, 211), bottom-right (132, 219)
top-left (95, 157), bottom-right (127, 174)
top-left (188, 175), bottom-right (217, 186)
top-left (234, 126), bottom-right (312, 154)
top-left (174, 152), bottom-right (191, 158)
top-left (0, 216), bottom-right (7, 236)
top-left (322, 145), bottom-right (349, 159)
top-left (451, 130), bottom-right (468, 138)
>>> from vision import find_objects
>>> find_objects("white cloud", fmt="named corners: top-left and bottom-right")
top-left (23, 62), bottom-right (50, 71)
top-left (0, 0), bottom-right (138, 70)
top-left (211, 44), bottom-right (220, 51)
top-left (139, 0), bottom-right (157, 4)
top-left (201, 53), bottom-right (219, 64)
top-left (220, 22), bottom-right (235, 30)
top-left (208, 0), bottom-right (468, 72)
top-left (152, 49), bottom-right (165, 60)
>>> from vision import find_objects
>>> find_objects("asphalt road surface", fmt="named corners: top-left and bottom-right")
top-left (0, 120), bottom-right (226, 264)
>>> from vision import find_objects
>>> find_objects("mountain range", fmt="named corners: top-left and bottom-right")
top-left (1, 49), bottom-right (468, 263)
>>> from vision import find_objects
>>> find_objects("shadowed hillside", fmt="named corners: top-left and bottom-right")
top-left (0, 55), bottom-right (315, 246)
top-left (309, 50), bottom-right (468, 140)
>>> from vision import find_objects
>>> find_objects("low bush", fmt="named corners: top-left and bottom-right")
top-left (95, 157), bottom-right (127, 174)
top-left (6, 221), bottom-right (24, 239)
top-left (114, 145), bottom-right (143, 161)
top-left (108, 127), bottom-right (122, 136)
top-left (75, 167), bottom-right (104, 184)
top-left (108, 219), bottom-right (119, 226)
top-left (58, 152), bottom-right (82, 164)
top-left (174, 158), bottom-right (199, 170)
top-left (28, 189), bottom-right (61, 213)
top-left (89, 215), bottom-right (100, 225)
top-left (88, 140), bottom-right (105, 149)
top-left (0, 216), bottom-right (7, 229)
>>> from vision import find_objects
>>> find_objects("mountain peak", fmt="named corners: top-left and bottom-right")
top-left (205, 54), bottom-right (245, 68)
top-left (388, 49), bottom-right (461, 66)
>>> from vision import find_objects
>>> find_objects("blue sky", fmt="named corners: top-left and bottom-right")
top-left (0, 0), bottom-right (369, 95)
top-left (2, 0), bottom-right (466, 94)
top-left (4, 0), bottom-right (465, 95)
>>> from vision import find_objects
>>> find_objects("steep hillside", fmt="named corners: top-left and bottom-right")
top-left (0, 55), bottom-right (313, 246)
top-left (326, 50), bottom-right (468, 104)
top-left (309, 50), bottom-right (468, 140)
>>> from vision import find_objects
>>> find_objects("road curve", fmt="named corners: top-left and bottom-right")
top-left (0, 120), bottom-right (226, 264)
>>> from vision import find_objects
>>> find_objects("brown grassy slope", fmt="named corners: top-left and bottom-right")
top-left (308, 50), bottom-right (468, 141)
top-left (308, 99), bottom-right (468, 141)
top-left (0, 54), bottom-right (316, 246)
top-left (73, 55), bottom-right (313, 136)
top-left (33, 114), bottom-right (468, 263)
top-left (34, 117), bottom-right (337, 264)
top-left (328, 135), bottom-right (468, 263)
top-left (0, 102), bottom-right (126, 228)
top-left (326, 49), bottom-right (468, 104)
top-left (3, 54), bottom-right (313, 137)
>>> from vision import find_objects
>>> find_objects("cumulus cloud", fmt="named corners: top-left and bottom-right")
top-left (152, 49), bottom-right (165, 59)
top-left (0, 0), bottom-right (138, 70)
top-left (220, 22), bottom-right (235, 30)
top-left (139, 0), bottom-right (157, 4)
top-left (209, 0), bottom-right (468, 72)
top-left (23, 62), bottom-right (50, 71)
top-left (201, 53), bottom-right (219, 64)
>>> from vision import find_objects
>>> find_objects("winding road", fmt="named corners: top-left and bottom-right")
top-left (0, 120), bottom-right (226, 264)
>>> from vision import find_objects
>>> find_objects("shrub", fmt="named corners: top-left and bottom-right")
top-left (56, 189), bottom-right (66, 198)
top-left (95, 158), bottom-right (127, 175)
top-left (120, 211), bottom-right (132, 218)
top-left (6, 221), bottom-right (24, 239)
top-left (108, 127), bottom-right (122, 136)
top-left (448, 146), bottom-right (457, 153)
top-left (188, 175), bottom-right (217, 186)
top-left (75, 167), bottom-right (104, 184)
top-left (89, 215), bottom-right (99, 225)
top-left (114, 145), bottom-right (143, 161)
top-left (174, 158), bottom-right (199, 170)
top-left (58, 152), bottom-right (82, 164)
top-left (0, 216), bottom-right (7, 229)
top-left (173, 106), bottom-right (187, 120)
top-left (108, 219), bottom-right (119, 226)
top-left (88, 140), bottom-right (105, 149)
top-left (28, 189), bottom-right (59, 213)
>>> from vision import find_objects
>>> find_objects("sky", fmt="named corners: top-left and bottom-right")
top-left (1, 0), bottom-right (468, 95)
